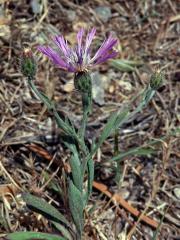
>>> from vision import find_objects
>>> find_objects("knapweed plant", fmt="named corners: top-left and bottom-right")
top-left (8, 28), bottom-right (163, 240)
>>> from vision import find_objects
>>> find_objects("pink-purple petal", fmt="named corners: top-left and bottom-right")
top-left (54, 36), bottom-right (70, 57)
top-left (38, 46), bottom-right (69, 70)
top-left (91, 35), bottom-right (118, 63)
top-left (84, 27), bottom-right (96, 52)
top-left (77, 28), bottom-right (84, 56)
top-left (93, 51), bottom-right (118, 65)
top-left (38, 28), bottom-right (118, 73)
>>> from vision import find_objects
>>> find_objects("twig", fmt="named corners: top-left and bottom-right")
top-left (92, 181), bottom-right (158, 229)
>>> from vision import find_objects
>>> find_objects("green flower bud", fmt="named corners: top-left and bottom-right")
top-left (74, 71), bottom-right (92, 113)
top-left (74, 71), bottom-right (92, 93)
top-left (20, 48), bottom-right (37, 79)
top-left (150, 70), bottom-right (164, 90)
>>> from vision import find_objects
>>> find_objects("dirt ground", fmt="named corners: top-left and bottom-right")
top-left (0, 0), bottom-right (179, 239)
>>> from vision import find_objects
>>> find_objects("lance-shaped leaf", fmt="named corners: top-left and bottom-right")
top-left (68, 180), bottom-right (84, 237)
top-left (92, 108), bottom-right (129, 154)
top-left (51, 221), bottom-right (73, 240)
top-left (110, 147), bottom-right (155, 163)
top-left (110, 59), bottom-right (142, 72)
top-left (82, 157), bottom-right (95, 206)
top-left (69, 145), bottom-right (83, 192)
top-left (7, 231), bottom-right (64, 240)
top-left (87, 158), bottom-right (94, 199)
top-left (22, 193), bottom-right (71, 228)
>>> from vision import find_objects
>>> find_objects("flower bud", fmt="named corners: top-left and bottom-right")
top-left (150, 70), bottom-right (163, 90)
top-left (74, 71), bottom-right (92, 93)
top-left (74, 71), bottom-right (92, 113)
top-left (20, 48), bottom-right (37, 79)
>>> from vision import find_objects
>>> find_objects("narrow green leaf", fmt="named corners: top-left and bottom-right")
top-left (93, 108), bottom-right (129, 154)
top-left (28, 81), bottom-right (53, 110)
top-left (51, 221), bottom-right (73, 240)
top-left (68, 180), bottom-right (84, 237)
top-left (46, 177), bottom-right (63, 197)
top-left (65, 144), bottom-right (83, 192)
top-left (94, 111), bottom-right (118, 152)
top-left (42, 171), bottom-right (63, 197)
top-left (107, 128), bottom-right (180, 164)
top-left (87, 158), bottom-right (94, 200)
top-left (69, 154), bottom-right (82, 192)
top-left (110, 147), bottom-right (155, 162)
top-left (39, 92), bottom-right (55, 110)
top-left (110, 59), bottom-right (142, 72)
top-left (114, 108), bottom-right (129, 129)
top-left (53, 110), bottom-right (73, 135)
top-left (7, 231), bottom-right (64, 240)
top-left (22, 193), bottom-right (70, 228)
top-left (152, 209), bottom-right (166, 240)
top-left (143, 86), bottom-right (155, 105)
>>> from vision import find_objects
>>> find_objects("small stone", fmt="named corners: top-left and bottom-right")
top-left (95, 6), bottom-right (112, 23)
top-left (91, 72), bottom-right (105, 106)
top-left (118, 80), bottom-right (133, 92)
top-left (30, 0), bottom-right (42, 14)
top-left (0, 25), bottom-right (10, 41)
top-left (173, 187), bottom-right (180, 200)
top-left (0, 6), bottom-right (11, 41)
top-left (66, 10), bottom-right (76, 22)
top-left (63, 79), bottom-right (74, 93)
top-left (109, 85), bottom-right (115, 93)
top-left (118, 188), bottom-right (130, 200)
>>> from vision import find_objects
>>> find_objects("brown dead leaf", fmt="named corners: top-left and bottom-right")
top-left (0, 18), bottom-right (9, 25)
top-left (0, 184), bottom-right (19, 197)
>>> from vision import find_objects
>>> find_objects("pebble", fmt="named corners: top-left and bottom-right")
top-left (66, 10), bottom-right (76, 22)
top-left (173, 187), bottom-right (180, 200)
top-left (30, 0), bottom-right (42, 14)
top-left (91, 72), bottom-right (105, 105)
top-left (95, 6), bottom-right (112, 23)
top-left (118, 188), bottom-right (130, 200)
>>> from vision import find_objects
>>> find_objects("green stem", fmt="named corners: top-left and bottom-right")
top-left (28, 78), bottom-right (51, 109)
top-left (79, 110), bottom-right (88, 140)
top-left (79, 109), bottom-right (90, 184)
top-left (28, 78), bottom-right (89, 156)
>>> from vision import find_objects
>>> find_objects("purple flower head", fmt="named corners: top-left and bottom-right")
top-left (38, 28), bottom-right (118, 73)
